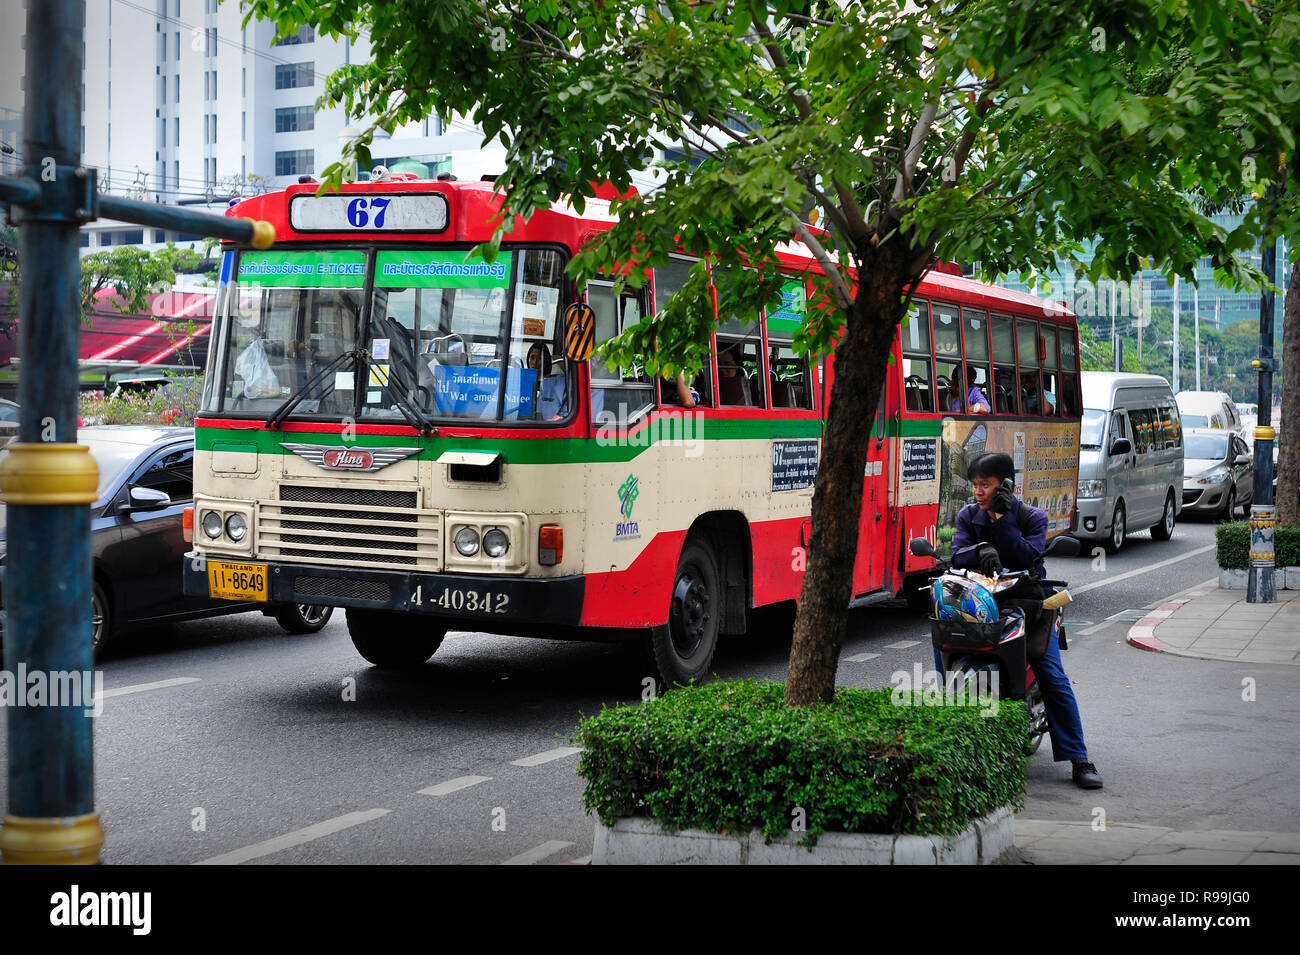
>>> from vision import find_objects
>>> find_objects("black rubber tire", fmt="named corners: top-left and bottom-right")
top-left (650, 538), bottom-right (721, 687)
top-left (91, 582), bottom-right (111, 661)
top-left (274, 603), bottom-right (334, 634)
top-left (903, 573), bottom-right (933, 615)
top-left (1105, 501), bottom-right (1126, 554)
top-left (1024, 683), bottom-right (1048, 755)
top-left (346, 609), bottom-right (445, 668)
top-left (1219, 484), bottom-right (1236, 523)
top-left (1149, 491), bottom-right (1176, 541)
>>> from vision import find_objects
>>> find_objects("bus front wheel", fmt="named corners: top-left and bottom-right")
top-left (651, 539), bottom-right (722, 687)
top-left (347, 609), bottom-right (446, 668)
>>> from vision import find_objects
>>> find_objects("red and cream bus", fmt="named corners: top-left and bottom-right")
top-left (184, 175), bottom-right (1081, 683)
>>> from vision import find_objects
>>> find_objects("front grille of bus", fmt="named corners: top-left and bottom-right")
top-left (294, 576), bottom-right (392, 602)
top-left (258, 484), bottom-right (441, 571)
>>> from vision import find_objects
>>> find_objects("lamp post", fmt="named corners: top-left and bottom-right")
top-left (0, 0), bottom-right (272, 864)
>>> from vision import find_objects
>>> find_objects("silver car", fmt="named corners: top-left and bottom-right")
top-left (1181, 429), bottom-right (1253, 520)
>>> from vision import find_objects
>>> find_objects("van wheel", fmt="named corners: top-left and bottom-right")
top-left (1105, 502), bottom-right (1126, 554)
top-left (649, 538), bottom-right (721, 687)
top-left (1149, 492), bottom-right (1176, 541)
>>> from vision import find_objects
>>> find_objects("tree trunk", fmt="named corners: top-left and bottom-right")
top-left (1276, 260), bottom-right (1300, 526)
top-left (785, 245), bottom-right (913, 706)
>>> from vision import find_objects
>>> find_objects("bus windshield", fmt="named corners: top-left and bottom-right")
top-left (211, 247), bottom-right (573, 424)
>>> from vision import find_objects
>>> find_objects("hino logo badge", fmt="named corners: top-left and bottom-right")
top-left (282, 443), bottom-right (421, 472)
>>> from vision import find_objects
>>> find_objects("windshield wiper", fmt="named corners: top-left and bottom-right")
top-left (265, 349), bottom-right (361, 430)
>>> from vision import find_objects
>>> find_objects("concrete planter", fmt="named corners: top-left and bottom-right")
top-left (1220, 567), bottom-right (1300, 589)
top-left (1220, 569), bottom-right (1248, 590)
top-left (592, 806), bottom-right (1014, 865)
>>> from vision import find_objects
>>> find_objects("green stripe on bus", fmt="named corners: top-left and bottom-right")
top-left (196, 417), bottom-right (825, 464)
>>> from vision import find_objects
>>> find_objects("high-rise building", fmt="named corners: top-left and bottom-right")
top-left (0, 0), bottom-right (507, 250)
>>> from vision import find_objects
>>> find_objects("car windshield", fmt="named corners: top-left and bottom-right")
top-left (1181, 413), bottom-right (1208, 428)
top-left (208, 247), bottom-right (573, 424)
top-left (1185, 433), bottom-right (1227, 460)
top-left (1080, 409), bottom-right (1107, 448)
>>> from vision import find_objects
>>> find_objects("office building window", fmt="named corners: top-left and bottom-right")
top-left (204, 72), bottom-right (209, 100)
top-left (275, 149), bottom-right (314, 176)
top-left (274, 62), bottom-right (313, 89)
top-left (273, 25), bottom-right (315, 46)
top-left (174, 116), bottom-right (179, 146)
top-left (174, 74), bottom-right (180, 103)
top-left (211, 71), bottom-right (216, 100)
top-left (174, 32), bottom-right (179, 59)
top-left (274, 106), bottom-right (314, 133)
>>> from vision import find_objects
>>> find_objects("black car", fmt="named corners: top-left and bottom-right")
top-left (0, 427), bottom-right (331, 658)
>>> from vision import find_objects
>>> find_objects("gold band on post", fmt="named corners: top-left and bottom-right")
top-left (0, 443), bottom-right (99, 505)
top-left (0, 813), bottom-right (104, 865)
top-left (1254, 425), bottom-right (1276, 442)
top-left (246, 218), bottom-right (276, 250)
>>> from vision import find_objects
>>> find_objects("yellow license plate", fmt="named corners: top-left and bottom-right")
top-left (207, 560), bottom-right (268, 602)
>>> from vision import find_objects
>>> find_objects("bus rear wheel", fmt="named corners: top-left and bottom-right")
top-left (651, 539), bottom-right (721, 687)
top-left (346, 609), bottom-right (446, 668)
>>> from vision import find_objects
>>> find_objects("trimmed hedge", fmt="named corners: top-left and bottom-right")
top-left (1216, 521), bottom-right (1300, 569)
top-left (574, 679), bottom-right (1027, 845)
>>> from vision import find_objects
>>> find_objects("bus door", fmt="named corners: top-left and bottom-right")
top-left (852, 387), bottom-right (891, 595)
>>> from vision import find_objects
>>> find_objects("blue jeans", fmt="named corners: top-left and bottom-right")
top-left (932, 624), bottom-right (1089, 763)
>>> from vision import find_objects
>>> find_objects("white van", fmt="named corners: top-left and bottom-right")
top-left (1176, 390), bottom-right (1243, 435)
top-left (1075, 373), bottom-right (1184, 553)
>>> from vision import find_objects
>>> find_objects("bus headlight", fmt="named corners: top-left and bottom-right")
top-left (454, 526), bottom-right (481, 557)
top-left (225, 513), bottom-right (247, 542)
top-left (482, 528), bottom-right (510, 558)
top-left (202, 510), bottom-right (224, 539)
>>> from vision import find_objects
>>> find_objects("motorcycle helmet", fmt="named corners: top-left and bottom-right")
top-left (931, 573), bottom-right (999, 624)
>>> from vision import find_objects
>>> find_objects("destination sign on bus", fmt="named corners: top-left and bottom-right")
top-left (289, 193), bottom-right (450, 233)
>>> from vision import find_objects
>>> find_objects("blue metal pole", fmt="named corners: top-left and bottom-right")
top-left (0, 0), bottom-right (103, 864)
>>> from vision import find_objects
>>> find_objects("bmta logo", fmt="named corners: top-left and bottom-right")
top-left (618, 474), bottom-right (639, 519)
top-left (615, 474), bottom-right (641, 541)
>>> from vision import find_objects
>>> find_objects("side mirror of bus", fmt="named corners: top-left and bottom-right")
top-left (909, 537), bottom-right (937, 559)
top-left (1109, 438), bottom-right (1132, 456)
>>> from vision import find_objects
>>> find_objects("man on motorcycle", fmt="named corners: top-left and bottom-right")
top-left (951, 452), bottom-right (1103, 790)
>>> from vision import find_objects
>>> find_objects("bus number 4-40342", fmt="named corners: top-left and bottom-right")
top-left (410, 584), bottom-right (510, 614)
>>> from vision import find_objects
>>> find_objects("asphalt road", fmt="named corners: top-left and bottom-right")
top-left (3, 514), bottom-right (1297, 864)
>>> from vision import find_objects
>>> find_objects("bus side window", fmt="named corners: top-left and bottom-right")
top-left (901, 300), bottom-right (932, 412)
top-left (991, 314), bottom-right (1017, 414)
top-left (1017, 319), bottom-right (1041, 414)
top-left (768, 342), bottom-right (810, 409)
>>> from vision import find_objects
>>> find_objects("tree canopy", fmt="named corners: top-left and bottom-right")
top-left (251, 0), bottom-right (1300, 702)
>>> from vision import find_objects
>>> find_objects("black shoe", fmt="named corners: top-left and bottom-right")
top-left (1072, 760), bottom-right (1103, 789)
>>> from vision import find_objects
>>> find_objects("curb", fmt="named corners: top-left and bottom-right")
top-left (1126, 584), bottom-right (1219, 653)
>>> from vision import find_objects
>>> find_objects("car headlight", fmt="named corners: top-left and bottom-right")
top-left (202, 510), bottom-right (223, 539)
top-left (1078, 479), bottom-right (1106, 498)
top-left (482, 528), bottom-right (509, 558)
top-left (454, 526), bottom-right (480, 557)
top-left (225, 513), bottom-right (247, 542)
top-left (1197, 468), bottom-right (1230, 485)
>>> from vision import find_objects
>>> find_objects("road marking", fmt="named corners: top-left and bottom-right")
top-left (419, 775), bottom-right (492, 796)
top-left (511, 746), bottom-right (581, 767)
top-left (99, 677), bottom-right (200, 699)
top-left (884, 640), bottom-right (921, 649)
top-left (193, 809), bottom-right (391, 865)
top-left (1076, 577), bottom-right (1219, 635)
top-left (502, 840), bottom-right (574, 865)
top-left (1070, 544), bottom-right (1215, 596)
top-left (844, 651), bottom-right (881, 662)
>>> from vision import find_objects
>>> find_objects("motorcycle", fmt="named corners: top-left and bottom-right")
top-left (908, 535), bottom-right (1079, 753)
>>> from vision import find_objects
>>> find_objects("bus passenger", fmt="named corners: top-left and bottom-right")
top-left (946, 365), bottom-right (990, 414)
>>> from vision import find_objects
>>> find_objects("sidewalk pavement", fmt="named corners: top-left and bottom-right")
top-left (1009, 579), bottom-right (1300, 863)
top-left (1125, 579), bottom-right (1300, 666)
top-left (1013, 820), bottom-right (1300, 864)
